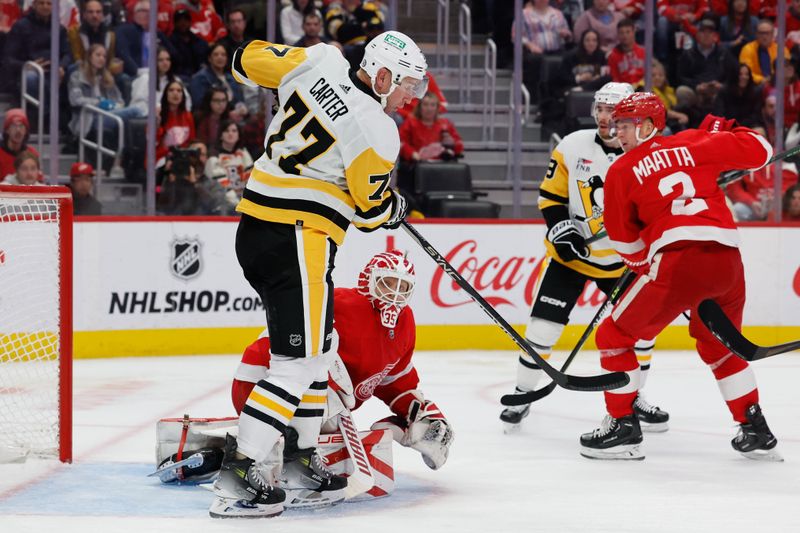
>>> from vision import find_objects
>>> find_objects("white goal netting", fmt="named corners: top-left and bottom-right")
top-left (0, 189), bottom-right (70, 462)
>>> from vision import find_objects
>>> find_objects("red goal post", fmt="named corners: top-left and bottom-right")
top-left (0, 185), bottom-right (73, 463)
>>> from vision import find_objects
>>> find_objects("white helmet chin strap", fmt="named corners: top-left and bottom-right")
top-left (635, 124), bottom-right (657, 145)
top-left (371, 76), bottom-right (400, 111)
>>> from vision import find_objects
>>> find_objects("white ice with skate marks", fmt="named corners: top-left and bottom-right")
top-left (0, 351), bottom-right (799, 533)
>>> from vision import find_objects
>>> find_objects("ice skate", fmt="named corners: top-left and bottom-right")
top-left (499, 401), bottom-right (531, 434)
top-left (633, 394), bottom-right (669, 433)
top-left (209, 435), bottom-right (285, 519)
top-left (279, 427), bottom-right (347, 509)
top-left (731, 404), bottom-right (783, 462)
top-left (580, 414), bottom-right (644, 460)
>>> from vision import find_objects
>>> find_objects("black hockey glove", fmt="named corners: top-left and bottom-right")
top-left (382, 189), bottom-right (408, 230)
top-left (547, 219), bottom-right (589, 262)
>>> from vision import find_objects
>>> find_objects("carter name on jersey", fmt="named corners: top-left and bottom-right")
top-left (632, 147), bottom-right (695, 183)
top-left (309, 77), bottom-right (349, 122)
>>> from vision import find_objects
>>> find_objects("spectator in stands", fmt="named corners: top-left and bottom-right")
top-left (789, 0), bottom-right (800, 47)
top-left (177, 0), bottom-right (226, 43)
top-left (219, 9), bottom-right (248, 69)
top-left (713, 63), bottom-right (763, 127)
top-left (739, 19), bottom-right (790, 85)
top-left (169, 9), bottom-right (209, 80)
top-left (1, 152), bottom-right (41, 185)
top-left (205, 119), bottom-right (253, 209)
top-left (157, 149), bottom-right (203, 215)
top-left (676, 17), bottom-right (738, 93)
top-left (0, 109), bottom-right (39, 181)
top-left (4, 0), bottom-right (70, 106)
top-left (655, 0), bottom-right (705, 66)
top-left (515, 0), bottom-right (571, 102)
top-left (281, 0), bottom-right (317, 45)
top-left (708, 0), bottom-right (760, 17)
top-left (764, 58), bottom-right (800, 128)
top-left (607, 18), bottom-right (644, 84)
top-left (558, 29), bottom-right (610, 92)
top-left (121, 0), bottom-right (175, 34)
top-left (67, 44), bottom-right (126, 137)
top-left (294, 12), bottom-right (331, 47)
top-left (130, 46), bottom-right (192, 117)
top-left (649, 59), bottom-right (689, 132)
top-left (189, 42), bottom-right (244, 115)
top-left (760, 91), bottom-right (779, 144)
top-left (726, 160), bottom-right (799, 221)
top-left (783, 184), bottom-right (800, 221)
top-left (719, 0), bottom-right (759, 56)
top-left (0, 0), bottom-right (22, 67)
top-left (397, 72), bottom-right (447, 121)
top-left (115, 1), bottom-right (176, 78)
top-left (69, 162), bottom-right (102, 215)
top-left (187, 138), bottom-right (235, 215)
top-left (325, 0), bottom-right (384, 46)
top-left (572, 0), bottom-right (623, 54)
top-left (193, 86), bottom-right (231, 148)
top-left (68, 0), bottom-right (116, 64)
top-left (156, 79), bottom-right (194, 166)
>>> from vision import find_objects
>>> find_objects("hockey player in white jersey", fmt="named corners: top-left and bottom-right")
top-left (500, 82), bottom-right (669, 432)
top-left (210, 32), bottom-right (427, 518)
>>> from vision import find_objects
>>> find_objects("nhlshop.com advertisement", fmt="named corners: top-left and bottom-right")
top-left (72, 220), bottom-right (800, 357)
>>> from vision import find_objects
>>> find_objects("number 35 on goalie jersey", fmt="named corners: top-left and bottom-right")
top-left (232, 41), bottom-right (398, 244)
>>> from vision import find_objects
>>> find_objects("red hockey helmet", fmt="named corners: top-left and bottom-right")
top-left (357, 250), bottom-right (416, 328)
top-left (612, 92), bottom-right (667, 132)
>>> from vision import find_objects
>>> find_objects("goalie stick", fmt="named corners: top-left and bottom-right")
top-left (697, 299), bottom-right (800, 361)
top-left (585, 144), bottom-right (800, 246)
top-left (401, 221), bottom-right (629, 392)
top-left (337, 408), bottom-right (375, 499)
top-left (500, 269), bottom-right (637, 406)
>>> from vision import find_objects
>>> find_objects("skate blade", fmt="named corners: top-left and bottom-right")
top-left (580, 444), bottom-right (645, 461)
top-left (283, 488), bottom-right (345, 510)
top-left (739, 448), bottom-right (784, 462)
top-left (209, 497), bottom-right (284, 519)
top-left (640, 421), bottom-right (669, 433)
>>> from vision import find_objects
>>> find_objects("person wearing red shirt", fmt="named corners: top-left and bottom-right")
top-left (398, 92), bottom-right (463, 164)
top-left (607, 18), bottom-right (645, 85)
top-left (782, 184), bottom-right (800, 221)
top-left (231, 251), bottom-right (453, 503)
top-left (579, 93), bottom-right (781, 462)
top-left (396, 72), bottom-right (446, 121)
top-left (726, 161), bottom-right (799, 220)
top-left (0, 109), bottom-right (39, 181)
top-left (156, 80), bottom-right (195, 166)
top-left (177, 0), bottom-right (226, 43)
top-left (125, 0), bottom-right (175, 35)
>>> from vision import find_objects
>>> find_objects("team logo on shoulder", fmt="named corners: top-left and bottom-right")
top-left (289, 334), bottom-right (303, 347)
top-left (170, 239), bottom-right (202, 280)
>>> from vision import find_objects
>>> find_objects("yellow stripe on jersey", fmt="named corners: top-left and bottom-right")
top-left (538, 149), bottom-right (569, 210)
top-left (249, 390), bottom-right (295, 420)
top-left (237, 199), bottom-right (349, 244)
top-left (232, 40), bottom-right (308, 89)
top-left (301, 228), bottom-right (330, 357)
top-left (300, 394), bottom-right (328, 404)
top-left (346, 146), bottom-right (395, 229)
top-left (249, 167), bottom-right (354, 206)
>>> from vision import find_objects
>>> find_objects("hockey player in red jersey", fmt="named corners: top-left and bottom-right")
top-left (579, 92), bottom-right (782, 461)
top-left (232, 251), bottom-right (454, 485)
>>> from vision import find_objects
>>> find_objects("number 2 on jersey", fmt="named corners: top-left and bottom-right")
top-left (657, 171), bottom-right (709, 216)
top-left (265, 91), bottom-right (336, 175)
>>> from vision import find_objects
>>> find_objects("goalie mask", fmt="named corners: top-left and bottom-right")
top-left (357, 250), bottom-right (416, 328)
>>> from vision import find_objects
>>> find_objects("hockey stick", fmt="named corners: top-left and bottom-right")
top-left (585, 144), bottom-right (800, 246)
top-left (500, 269), bottom-right (637, 406)
top-left (401, 221), bottom-right (629, 392)
top-left (697, 299), bottom-right (800, 361)
top-left (337, 408), bottom-right (375, 499)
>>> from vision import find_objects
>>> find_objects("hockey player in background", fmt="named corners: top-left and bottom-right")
top-left (580, 93), bottom-right (781, 461)
top-left (500, 82), bottom-right (669, 432)
top-left (231, 251), bottom-right (453, 505)
top-left (212, 32), bottom-right (427, 518)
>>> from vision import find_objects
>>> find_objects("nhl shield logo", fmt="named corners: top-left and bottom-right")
top-left (170, 239), bottom-right (202, 279)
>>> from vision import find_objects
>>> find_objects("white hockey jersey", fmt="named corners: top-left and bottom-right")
top-left (538, 129), bottom-right (625, 278)
top-left (231, 41), bottom-right (398, 245)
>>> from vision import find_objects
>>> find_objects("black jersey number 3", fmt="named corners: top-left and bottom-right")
top-left (265, 91), bottom-right (336, 175)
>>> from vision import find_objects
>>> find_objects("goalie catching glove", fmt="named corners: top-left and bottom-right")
top-left (372, 391), bottom-right (453, 470)
top-left (547, 219), bottom-right (589, 262)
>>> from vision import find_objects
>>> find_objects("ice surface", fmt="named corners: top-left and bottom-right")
top-left (1, 350), bottom-right (798, 533)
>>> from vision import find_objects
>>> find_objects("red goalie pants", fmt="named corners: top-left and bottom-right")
top-left (595, 241), bottom-right (757, 423)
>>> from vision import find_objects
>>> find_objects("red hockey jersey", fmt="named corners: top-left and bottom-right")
top-left (604, 127), bottom-right (772, 268)
top-left (236, 287), bottom-right (419, 416)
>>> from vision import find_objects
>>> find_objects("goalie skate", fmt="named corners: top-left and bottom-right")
top-left (633, 394), bottom-right (669, 433)
top-left (732, 404), bottom-right (783, 462)
top-left (580, 415), bottom-right (644, 461)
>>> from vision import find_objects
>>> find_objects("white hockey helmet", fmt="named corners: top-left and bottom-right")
top-left (360, 31), bottom-right (429, 109)
top-left (357, 250), bottom-right (416, 328)
top-left (592, 82), bottom-right (634, 122)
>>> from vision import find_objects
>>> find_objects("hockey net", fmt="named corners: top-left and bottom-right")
top-left (0, 185), bottom-right (73, 463)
